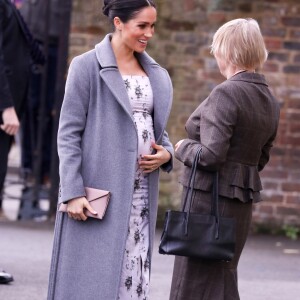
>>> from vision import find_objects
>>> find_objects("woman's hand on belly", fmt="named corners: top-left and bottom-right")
top-left (67, 197), bottom-right (98, 221)
top-left (139, 141), bottom-right (171, 173)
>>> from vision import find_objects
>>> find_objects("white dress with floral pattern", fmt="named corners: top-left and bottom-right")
top-left (118, 75), bottom-right (154, 300)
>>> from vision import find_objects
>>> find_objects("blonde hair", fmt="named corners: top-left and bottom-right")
top-left (210, 18), bottom-right (268, 69)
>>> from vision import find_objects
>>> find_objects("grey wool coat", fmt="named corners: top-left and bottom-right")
top-left (47, 34), bottom-right (173, 300)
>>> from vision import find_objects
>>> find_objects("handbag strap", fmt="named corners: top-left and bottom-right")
top-left (182, 146), bottom-right (220, 239)
top-left (182, 147), bottom-right (202, 212)
top-left (212, 172), bottom-right (220, 239)
top-left (182, 147), bottom-right (201, 235)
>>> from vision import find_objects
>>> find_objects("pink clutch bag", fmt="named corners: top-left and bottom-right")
top-left (58, 187), bottom-right (110, 219)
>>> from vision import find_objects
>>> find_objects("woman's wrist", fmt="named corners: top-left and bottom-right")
top-left (161, 148), bottom-right (171, 165)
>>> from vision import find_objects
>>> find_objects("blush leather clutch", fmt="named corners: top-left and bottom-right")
top-left (58, 187), bottom-right (110, 219)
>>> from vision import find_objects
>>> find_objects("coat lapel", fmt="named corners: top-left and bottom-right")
top-left (95, 35), bottom-right (173, 142)
top-left (136, 52), bottom-right (172, 142)
top-left (100, 69), bottom-right (133, 119)
top-left (95, 35), bottom-right (133, 119)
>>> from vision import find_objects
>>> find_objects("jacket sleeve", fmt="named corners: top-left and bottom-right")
top-left (0, 2), bottom-right (14, 112)
top-left (258, 113), bottom-right (279, 171)
top-left (175, 85), bottom-right (237, 171)
top-left (160, 130), bottom-right (174, 173)
top-left (57, 56), bottom-right (90, 204)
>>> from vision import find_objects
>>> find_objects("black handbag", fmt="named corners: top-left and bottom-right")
top-left (159, 147), bottom-right (236, 261)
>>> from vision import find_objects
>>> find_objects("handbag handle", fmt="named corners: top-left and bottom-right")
top-left (182, 146), bottom-right (220, 239)
top-left (212, 172), bottom-right (220, 239)
top-left (182, 147), bottom-right (202, 212)
top-left (182, 147), bottom-right (201, 235)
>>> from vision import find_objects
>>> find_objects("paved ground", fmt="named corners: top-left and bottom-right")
top-left (0, 149), bottom-right (300, 299)
top-left (1, 213), bottom-right (300, 300)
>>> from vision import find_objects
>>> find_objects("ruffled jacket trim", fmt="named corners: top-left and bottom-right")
top-left (180, 161), bottom-right (263, 203)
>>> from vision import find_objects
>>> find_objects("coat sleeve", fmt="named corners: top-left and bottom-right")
top-left (160, 130), bottom-right (174, 173)
top-left (57, 56), bottom-right (90, 204)
top-left (0, 2), bottom-right (14, 112)
top-left (175, 85), bottom-right (237, 171)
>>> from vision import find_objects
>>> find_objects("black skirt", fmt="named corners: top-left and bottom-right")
top-left (169, 188), bottom-right (253, 300)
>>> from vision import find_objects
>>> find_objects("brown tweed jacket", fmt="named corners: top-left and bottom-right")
top-left (176, 72), bottom-right (280, 203)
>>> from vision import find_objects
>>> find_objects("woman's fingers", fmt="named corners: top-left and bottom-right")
top-left (139, 158), bottom-right (158, 172)
top-left (79, 211), bottom-right (87, 221)
top-left (175, 139), bottom-right (184, 151)
top-left (139, 142), bottom-right (171, 173)
top-left (84, 202), bottom-right (98, 216)
top-left (67, 197), bottom-right (89, 221)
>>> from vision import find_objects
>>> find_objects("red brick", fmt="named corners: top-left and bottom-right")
top-left (288, 100), bottom-right (300, 109)
top-left (207, 12), bottom-right (227, 24)
top-left (238, 2), bottom-right (252, 12)
top-left (259, 205), bottom-right (274, 214)
top-left (271, 147), bottom-right (286, 156)
top-left (261, 169), bottom-right (288, 179)
top-left (262, 16), bottom-right (280, 27)
top-left (262, 27), bottom-right (286, 38)
top-left (268, 52), bottom-right (289, 62)
top-left (273, 136), bottom-right (285, 147)
top-left (289, 171), bottom-right (300, 181)
top-left (166, 21), bottom-right (196, 31)
top-left (276, 206), bottom-right (300, 216)
top-left (284, 41), bottom-right (300, 50)
top-left (262, 194), bottom-right (284, 203)
top-left (290, 29), bottom-right (300, 39)
top-left (283, 65), bottom-right (300, 74)
top-left (263, 62), bottom-right (279, 72)
top-left (263, 182), bottom-right (279, 190)
top-left (294, 54), bottom-right (300, 63)
top-left (282, 183), bottom-right (300, 192)
top-left (264, 38), bottom-right (282, 50)
top-left (285, 150), bottom-right (300, 160)
top-left (287, 75), bottom-right (300, 86)
top-left (284, 136), bottom-right (300, 147)
top-left (286, 111), bottom-right (300, 121)
top-left (286, 195), bottom-right (300, 204)
top-left (275, 135), bottom-right (289, 146)
top-left (180, 115), bottom-right (190, 123)
top-left (278, 119), bottom-right (287, 129)
top-left (184, 0), bottom-right (196, 11)
top-left (264, 156), bottom-right (283, 168)
top-left (282, 17), bottom-right (300, 27)
top-left (289, 122), bottom-right (300, 133)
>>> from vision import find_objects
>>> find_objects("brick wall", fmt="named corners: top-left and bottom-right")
top-left (69, 0), bottom-right (300, 227)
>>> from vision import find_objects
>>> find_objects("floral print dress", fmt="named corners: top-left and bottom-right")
top-left (118, 75), bottom-right (154, 300)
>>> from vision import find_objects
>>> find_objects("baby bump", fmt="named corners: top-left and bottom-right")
top-left (133, 112), bottom-right (155, 158)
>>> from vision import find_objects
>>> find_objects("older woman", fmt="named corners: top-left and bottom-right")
top-left (170, 18), bottom-right (280, 300)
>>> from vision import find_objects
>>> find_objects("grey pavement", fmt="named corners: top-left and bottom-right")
top-left (1, 208), bottom-right (300, 300)
top-left (0, 149), bottom-right (300, 300)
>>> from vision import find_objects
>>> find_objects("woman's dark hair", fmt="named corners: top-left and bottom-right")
top-left (102, 0), bottom-right (156, 28)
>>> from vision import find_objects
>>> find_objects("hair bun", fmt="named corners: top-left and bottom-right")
top-left (102, 6), bottom-right (109, 16)
top-left (102, 0), bottom-right (112, 16)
